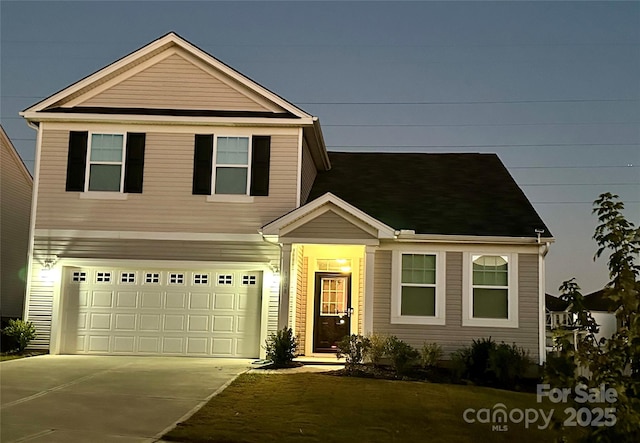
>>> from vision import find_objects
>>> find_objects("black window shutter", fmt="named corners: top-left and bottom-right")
top-left (250, 136), bottom-right (271, 196)
top-left (65, 131), bottom-right (88, 191)
top-left (123, 133), bottom-right (146, 193)
top-left (192, 134), bottom-right (214, 195)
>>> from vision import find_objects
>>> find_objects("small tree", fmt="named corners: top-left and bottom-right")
top-left (2, 319), bottom-right (36, 352)
top-left (545, 193), bottom-right (640, 441)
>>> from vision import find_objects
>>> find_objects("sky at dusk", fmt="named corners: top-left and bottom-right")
top-left (1, 1), bottom-right (638, 294)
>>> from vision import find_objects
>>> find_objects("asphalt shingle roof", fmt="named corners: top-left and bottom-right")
top-left (307, 152), bottom-right (552, 238)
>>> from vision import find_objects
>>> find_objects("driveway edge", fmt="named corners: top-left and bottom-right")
top-left (150, 368), bottom-right (251, 442)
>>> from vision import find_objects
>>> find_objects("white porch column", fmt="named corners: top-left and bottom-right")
top-left (363, 245), bottom-right (377, 334)
top-left (278, 243), bottom-right (292, 329)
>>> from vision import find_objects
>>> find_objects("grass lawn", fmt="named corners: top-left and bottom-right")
top-left (164, 372), bottom-right (584, 443)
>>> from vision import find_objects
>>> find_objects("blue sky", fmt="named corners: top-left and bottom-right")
top-left (1, 1), bottom-right (638, 294)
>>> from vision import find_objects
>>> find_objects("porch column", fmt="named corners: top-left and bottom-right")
top-left (278, 243), bottom-right (292, 329)
top-left (363, 245), bottom-right (377, 334)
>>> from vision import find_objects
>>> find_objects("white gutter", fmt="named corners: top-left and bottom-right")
top-left (394, 232), bottom-right (555, 245)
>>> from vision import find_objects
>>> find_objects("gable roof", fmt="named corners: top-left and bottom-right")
top-left (0, 125), bottom-right (32, 183)
top-left (307, 152), bottom-right (551, 238)
top-left (545, 293), bottom-right (570, 312)
top-left (583, 289), bottom-right (621, 312)
top-left (21, 32), bottom-right (311, 120)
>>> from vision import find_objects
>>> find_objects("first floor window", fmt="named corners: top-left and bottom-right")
top-left (401, 254), bottom-right (437, 316)
top-left (391, 251), bottom-right (445, 325)
top-left (463, 252), bottom-right (518, 328)
top-left (88, 133), bottom-right (124, 191)
top-left (472, 255), bottom-right (509, 319)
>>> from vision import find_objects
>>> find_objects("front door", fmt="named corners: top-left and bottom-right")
top-left (313, 273), bottom-right (352, 353)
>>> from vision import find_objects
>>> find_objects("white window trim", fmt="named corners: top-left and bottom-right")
top-left (391, 250), bottom-right (446, 325)
top-left (462, 252), bottom-right (519, 328)
top-left (84, 132), bottom-right (127, 193)
top-left (211, 135), bottom-right (252, 196)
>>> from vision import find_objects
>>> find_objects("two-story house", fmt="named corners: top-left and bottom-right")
top-left (20, 33), bottom-right (553, 363)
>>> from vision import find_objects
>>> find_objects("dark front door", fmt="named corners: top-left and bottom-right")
top-left (313, 272), bottom-right (352, 353)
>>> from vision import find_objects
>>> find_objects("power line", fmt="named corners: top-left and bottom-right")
top-left (328, 143), bottom-right (639, 148)
top-left (324, 122), bottom-right (640, 128)
top-left (533, 201), bottom-right (640, 204)
top-left (300, 98), bottom-right (639, 105)
top-left (510, 165), bottom-right (639, 169)
top-left (521, 183), bottom-right (639, 187)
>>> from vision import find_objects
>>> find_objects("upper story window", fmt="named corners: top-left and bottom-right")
top-left (65, 131), bottom-right (146, 195)
top-left (88, 133), bottom-right (125, 192)
top-left (391, 250), bottom-right (445, 325)
top-left (192, 134), bottom-right (271, 199)
top-left (462, 253), bottom-right (518, 328)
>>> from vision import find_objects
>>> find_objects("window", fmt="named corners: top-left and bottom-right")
top-left (391, 251), bottom-right (445, 325)
top-left (145, 273), bottom-right (160, 284)
top-left (169, 273), bottom-right (184, 284)
top-left (242, 275), bottom-right (257, 285)
top-left (72, 271), bottom-right (87, 282)
top-left (194, 273), bottom-right (209, 285)
top-left (87, 134), bottom-right (125, 192)
top-left (463, 253), bottom-right (518, 328)
top-left (192, 134), bottom-right (271, 197)
top-left (218, 274), bottom-right (233, 285)
top-left (65, 131), bottom-right (146, 194)
top-left (120, 272), bottom-right (136, 283)
top-left (96, 271), bottom-right (112, 283)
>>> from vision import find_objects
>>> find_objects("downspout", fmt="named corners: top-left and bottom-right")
top-left (536, 229), bottom-right (551, 365)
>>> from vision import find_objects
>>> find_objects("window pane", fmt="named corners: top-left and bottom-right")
top-left (88, 164), bottom-right (121, 191)
top-left (401, 286), bottom-right (435, 316)
top-left (473, 288), bottom-right (508, 318)
top-left (215, 167), bottom-right (247, 194)
top-left (90, 134), bottom-right (123, 161)
top-left (217, 137), bottom-right (249, 165)
top-left (473, 255), bottom-right (508, 286)
top-left (401, 254), bottom-right (436, 284)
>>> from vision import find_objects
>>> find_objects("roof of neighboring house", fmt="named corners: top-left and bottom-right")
top-left (307, 152), bottom-right (552, 238)
top-left (546, 293), bottom-right (570, 311)
top-left (583, 289), bottom-right (621, 312)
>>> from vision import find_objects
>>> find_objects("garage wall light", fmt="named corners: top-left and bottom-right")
top-left (39, 256), bottom-right (58, 282)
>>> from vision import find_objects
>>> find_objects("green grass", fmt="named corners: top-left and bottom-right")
top-left (0, 354), bottom-right (25, 361)
top-left (164, 373), bottom-right (583, 443)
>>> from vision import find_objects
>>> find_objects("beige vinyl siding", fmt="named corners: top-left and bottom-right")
top-left (373, 250), bottom-right (540, 362)
top-left (80, 53), bottom-right (269, 111)
top-left (1, 130), bottom-right (32, 318)
top-left (300, 141), bottom-right (317, 203)
top-left (283, 210), bottom-right (376, 240)
top-left (24, 263), bottom-right (53, 349)
top-left (358, 257), bottom-right (364, 334)
top-left (35, 130), bottom-right (298, 233)
top-left (32, 237), bottom-right (280, 263)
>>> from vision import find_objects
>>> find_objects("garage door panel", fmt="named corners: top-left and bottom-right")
top-left (140, 314), bottom-right (161, 331)
top-left (89, 313), bottom-right (112, 330)
top-left (164, 315), bottom-right (186, 332)
top-left (214, 293), bottom-right (235, 310)
top-left (114, 313), bottom-right (136, 330)
top-left (189, 293), bottom-right (211, 309)
top-left (141, 292), bottom-right (162, 308)
top-left (166, 292), bottom-right (186, 308)
top-left (188, 315), bottom-right (209, 332)
top-left (114, 336), bottom-right (135, 352)
top-left (116, 292), bottom-right (137, 308)
top-left (213, 316), bottom-right (234, 332)
top-left (63, 267), bottom-right (262, 357)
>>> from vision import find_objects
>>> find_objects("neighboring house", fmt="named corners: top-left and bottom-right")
top-left (19, 32), bottom-right (553, 363)
top-left (544, 293), bottom-right (573, 351)
top-left (0, 125), bottom-right (33, 320)
top-left (583, 289), bottom-right (621, 343)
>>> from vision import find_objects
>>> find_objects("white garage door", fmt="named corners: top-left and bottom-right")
top-left (61, 266), bottom-right (262, 357)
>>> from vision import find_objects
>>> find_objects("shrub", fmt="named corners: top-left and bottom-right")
top-left (336, 334), bottom-right (370, 369)
top-left (264, 327), bottom-right (298, 367)
top-left (386, 336), bottom-right (419, 376)
top-left (2, 319), bottom-right (36, 352)
top-left (451, 337), bottom-right (531, 389)
top-left (420, 342), bottom-right (443, 368)
top-left (365, 333), bottom-right (389, 367)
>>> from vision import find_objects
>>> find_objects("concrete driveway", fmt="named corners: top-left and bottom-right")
top-left (1, 355), bottom-right (252, 442)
